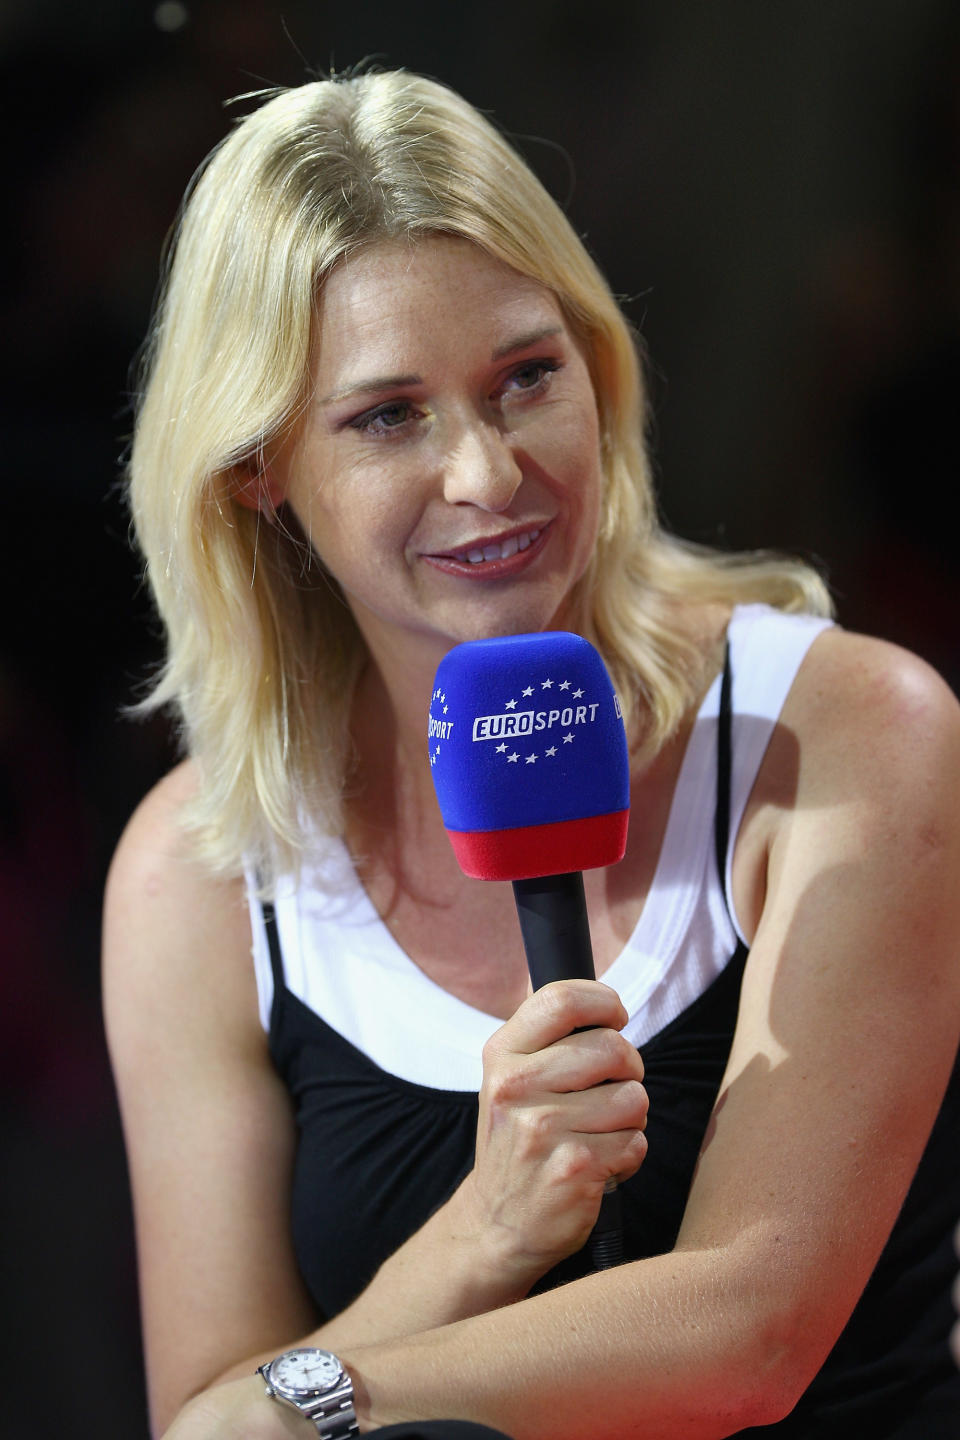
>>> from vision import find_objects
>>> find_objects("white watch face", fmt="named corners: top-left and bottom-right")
top-left (271, 1348), bottom-right (342, 1396)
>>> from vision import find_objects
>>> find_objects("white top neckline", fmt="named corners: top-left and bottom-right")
top-left (248, 605), bottom-right (832, 1088)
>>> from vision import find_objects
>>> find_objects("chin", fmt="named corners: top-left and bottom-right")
top-left (447, 595), bottom-right (573, 646)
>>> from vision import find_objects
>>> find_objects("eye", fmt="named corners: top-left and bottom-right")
top-left (348, 400), bottom-right (419, 436)
top-left (501, 358), bottom-right (561, 397)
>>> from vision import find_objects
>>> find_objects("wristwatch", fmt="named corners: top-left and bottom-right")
top-left (257, 1347), bottom-right (359, 1437)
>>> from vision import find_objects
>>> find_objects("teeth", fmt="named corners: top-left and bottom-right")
top-left (458, 528), bottom-right (540, 564)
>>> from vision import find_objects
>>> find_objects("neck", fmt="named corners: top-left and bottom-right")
top-left (346, 636), bottom-right (453, 862)
top-left (359, 634), bottom-right (452, 767)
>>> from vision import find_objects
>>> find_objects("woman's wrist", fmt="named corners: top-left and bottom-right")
top-left (339, 1341), bottom-right (429, 1435)
top-left (444, 1171), bottom-right (553, 1305)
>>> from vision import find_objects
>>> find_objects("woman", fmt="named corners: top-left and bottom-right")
top-left (103, 70), bottom-right (960, 1438)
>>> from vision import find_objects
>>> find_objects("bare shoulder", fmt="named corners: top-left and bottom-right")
top-left (749, 626), bottom-right (960, 828)
top-left (103, 758), bottom-right (259, 1064)
top-left (754, 625), bottom-right (960, 987)
top-left (106, 756), bottom-right (226, 906)
top-left (784, 625), bottom-right (960, 755)
top-left (782, 624), bottom-right (955, 858)
top-left (735, 625), bottom-right (960, 950)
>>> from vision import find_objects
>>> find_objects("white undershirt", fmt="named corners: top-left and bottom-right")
top-left (247, 604), bottom-right (832, 1090)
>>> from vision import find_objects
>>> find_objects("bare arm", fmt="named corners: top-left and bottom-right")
top-left (104, 767), bottom-right (647, 1436)
top-left (103, 764), bottom-right (317, 1434)
top-left (322, 633), bottom-right (960, 1436)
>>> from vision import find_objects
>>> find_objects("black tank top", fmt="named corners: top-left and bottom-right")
top-left (262, 651), bottom-right (960, 1436)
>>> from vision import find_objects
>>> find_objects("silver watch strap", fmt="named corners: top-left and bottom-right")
top-left (300, 1382), bottom-right (359, 1438)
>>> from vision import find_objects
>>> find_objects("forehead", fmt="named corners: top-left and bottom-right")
top-left (313, 236), bottom-right (566, 376)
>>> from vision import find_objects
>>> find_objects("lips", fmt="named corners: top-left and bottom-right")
top-left (453, 527), bottom-right (541, 564)
top-left (429, 524), bottom-right (546, 563)
top-left (422, 522), bottom-right (552, 579)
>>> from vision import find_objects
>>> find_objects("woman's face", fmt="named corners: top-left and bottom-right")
top-left (275, 235), bottom-right (603, 670)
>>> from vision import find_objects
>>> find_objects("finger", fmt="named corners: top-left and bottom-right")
top-left (493, 979), bottom-right (629, 1055)
top-left (523, 1078), bottom-right (648, 1148)
top-left (483, 1020), bottom-right (645, 1118)
top-left (542, 1124), bottom-right (649, 1191)
top-left (560, 1076), bottom-right (649, 1136)
top-left (482, 1028), bottom-right (644, 1113)
top-left (512, 1027), bottom-right (645, 1098)
top-left (546, 1026), bottom-right (646, 1089)
top-left (484, 1077), bottom-right (648, 1167)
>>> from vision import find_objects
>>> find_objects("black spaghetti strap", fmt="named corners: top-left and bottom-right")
top-left (714, 641), bottom-right (733, 898)
top-left (261, 900), bottom-right (286, 993)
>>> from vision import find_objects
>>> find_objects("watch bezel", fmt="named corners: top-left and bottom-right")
top-left (263, 1347), bottom-right (345, 1401)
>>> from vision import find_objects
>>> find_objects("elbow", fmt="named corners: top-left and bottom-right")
top-left (736, 1370), bottom-right (805, 1432)
top-left (708, 1359), bottom-right (804, 1433)
top-left (707, 1367), bottom-right (799, 1434)
top-left (728, 1306), bottom-right (833, 1428)
top-left (715, 1233), bottom-right (858, 1429)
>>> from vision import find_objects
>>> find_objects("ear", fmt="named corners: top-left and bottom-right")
top-left (231, 462), bottom-right (285, 515)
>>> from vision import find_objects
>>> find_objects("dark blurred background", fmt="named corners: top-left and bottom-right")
top-left (1, 2), bottom-right (957, 1434)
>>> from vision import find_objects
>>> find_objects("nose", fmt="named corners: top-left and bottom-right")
top-left (441, 419), bottom-right (523, 512)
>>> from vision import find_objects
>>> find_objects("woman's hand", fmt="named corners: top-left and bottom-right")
top-left (458, 978), bottom-right (648, 1292)
top-left (159, 1374), bottom-right (308, 1440)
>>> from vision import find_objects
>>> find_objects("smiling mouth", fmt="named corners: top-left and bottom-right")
top-left (438, 526), bottom-right (544, 565)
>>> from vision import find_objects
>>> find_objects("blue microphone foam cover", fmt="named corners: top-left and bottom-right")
top-left (428, 632), bottom-right (630, 880)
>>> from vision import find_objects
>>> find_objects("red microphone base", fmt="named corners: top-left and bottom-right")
top-left (446, 810), bottom-right (630, 881)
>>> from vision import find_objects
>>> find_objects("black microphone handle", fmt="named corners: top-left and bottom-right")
top-left (511, 872), bottom-right (595, 988)
top-left (511, 873), bottom-right (624, 1271)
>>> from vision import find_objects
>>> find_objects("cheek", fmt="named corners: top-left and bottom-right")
top-left (573, 487), bottom-right (602, 579)
top-left (567, 428), bottom-right (604, 572)
top-left (294, 476), bottom-right (418, 581)
top-left (551, 408), bottom-right (603, 520)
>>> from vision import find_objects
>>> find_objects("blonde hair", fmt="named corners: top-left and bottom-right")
top-left (128, 69), bottom-right (831, 883)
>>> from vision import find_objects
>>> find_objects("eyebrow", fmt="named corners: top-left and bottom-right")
top-left (318, 373), bottom-right (421, 407)
top-left (491, 324), bottom-right (564, 360)
top-left (317, 324), bottom-right (565, 407)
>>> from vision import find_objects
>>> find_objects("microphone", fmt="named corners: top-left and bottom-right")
top-left (428, 631), bottom-right (630, 1268)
